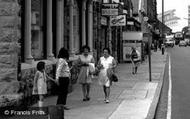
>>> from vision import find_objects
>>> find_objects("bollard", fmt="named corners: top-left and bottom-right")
top-left (161, 44), bottom-right (165, 55)
top-left (48, 105), bottom-right (64, 119)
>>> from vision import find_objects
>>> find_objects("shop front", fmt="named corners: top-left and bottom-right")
top-left (122, 32), bottom-right (143, 62)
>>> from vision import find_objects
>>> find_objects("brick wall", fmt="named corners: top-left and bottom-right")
top-left (0, 0), bottom-right (21, 107)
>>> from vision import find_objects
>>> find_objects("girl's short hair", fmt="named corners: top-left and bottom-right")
top-left (57, 47), bottom-right (69, 60)
top-left (37, 61), bottom-right (45, 71)
top-left (103, 48), bottom-right (111, 54)
top-left (81, 45), bottom-right (90, 53)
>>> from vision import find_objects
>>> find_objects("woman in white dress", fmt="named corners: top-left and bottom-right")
top-left (77, 45), bottom-right (95, 101)
top-left (97, 48), bottom-right (117, 103)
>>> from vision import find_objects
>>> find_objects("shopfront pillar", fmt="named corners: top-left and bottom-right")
top-left (24, 0), bottom-right (34, 64)
top-left (47, 0), bottom-right (54, 60)
top-left (69, 0), bottom-right (74, 54)
top-left (88, 0), bottom-right (93, 52)
top-left (108, 22), bottom-right (112, 53)
top-left (56, 0), bottom-right (64, 55)
top-left (82, 0), bottom-right (87, 46)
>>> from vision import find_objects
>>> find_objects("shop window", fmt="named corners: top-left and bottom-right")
top-left (31, 0), bottom-right (45, 60)
top-left (19, 0), bottom-right (47, 62)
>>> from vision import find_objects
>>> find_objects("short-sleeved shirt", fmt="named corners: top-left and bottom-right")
top-left (56, 58), bottom-right (71, 80)
top-left (98, 56), bottom-right (115, 87)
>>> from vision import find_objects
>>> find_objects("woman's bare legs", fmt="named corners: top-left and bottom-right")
top-left (86, 84), bottom-right (90, 100)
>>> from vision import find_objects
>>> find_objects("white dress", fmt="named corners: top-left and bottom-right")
top-left (98, 56), bottom-right (114, 87)
top-left (77, 54), bottom-right (94, 84)
top-left (35, 71), bottom-right (47, 95)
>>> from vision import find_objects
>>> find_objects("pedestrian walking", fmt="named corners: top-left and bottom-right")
top-left (77, 45), bottom-right (95, 101)
top-left (56, 47), bottom-right (71, 110)
top-left (32, 61), bottom-right (55, 108)
top-left (130, 47), bottom-right (141, 74)
top-left (97, 48), bottom-right (117, 103)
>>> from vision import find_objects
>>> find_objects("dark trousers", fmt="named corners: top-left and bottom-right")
top-left (57, 77), bottom-right (70, 105)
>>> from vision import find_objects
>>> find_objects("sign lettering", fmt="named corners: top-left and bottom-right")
top-left (101, 3), bottom-right (120, 16)
top-left (110, 15), bottom-right (126, 26)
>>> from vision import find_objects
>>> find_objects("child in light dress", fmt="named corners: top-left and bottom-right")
top-left (32, 61), bottom-right (56, 107)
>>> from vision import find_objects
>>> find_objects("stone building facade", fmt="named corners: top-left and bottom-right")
top-left (0, 0), bottom-right (21, 106)
top-left (157, 9), bottom-right (180, 32)
top-left (19, 0), bottom-right (96, 106)
top-left (0, 0), bottom-right (94, 107)
top-left (188, 5), bottom-right (190, 26)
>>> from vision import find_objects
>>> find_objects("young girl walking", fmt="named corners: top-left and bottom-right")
top-left (33, 61), bottom-right (55, 107)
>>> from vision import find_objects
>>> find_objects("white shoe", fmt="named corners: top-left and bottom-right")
top-left (105, 100), bottom-right (109, 103)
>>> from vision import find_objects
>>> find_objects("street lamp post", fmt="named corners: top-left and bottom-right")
top-left (184, 18), bottom-right (190, 26)
top-left (108, 0), bottom-right (112, 52)
top-left (102, 0), bottom-right (112, 51)
top-left (142, 15), bottom-right (152, 82)
top-left (162, 0), bottom-right (164, 50)
top-left (102, 0), bottom-right (123, 55)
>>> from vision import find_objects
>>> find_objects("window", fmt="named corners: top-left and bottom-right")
top-left (31, 0), bottom-right (45, 60)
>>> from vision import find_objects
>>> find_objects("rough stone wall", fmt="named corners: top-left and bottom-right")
top-left (0, 0), bottom-right (20, 95)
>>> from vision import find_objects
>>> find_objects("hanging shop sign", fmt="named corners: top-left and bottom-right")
top-left (110, 15), bottom-right (126, 26)
top-left (101, 3), bottom-right (122, 16)
top-left (101, 16), bottom-right (108, 26)
top-left (123, 9), bottom-right (128, 14)
top-left (127, 21), bottom-right (134, 25)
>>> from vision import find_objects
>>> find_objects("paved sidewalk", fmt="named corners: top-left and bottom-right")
top-left (33, 51), bottom-right (167, 119)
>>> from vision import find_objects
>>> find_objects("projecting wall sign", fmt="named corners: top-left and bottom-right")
top-left (101, 3), bottom-right (122, 16)
top-left (110, 15), bottom-right (126, 26)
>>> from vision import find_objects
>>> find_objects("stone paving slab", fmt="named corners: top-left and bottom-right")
top-left (65, 101), bottom-right (121, 119)
top-left (109, 82), bottom-right (158, 119)
top-left (118, 89), bottom-right (148, 99)
top-left (108, 99), bottom-right (151, 119)
top-left (133, 82), bottom-right (158, 90)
